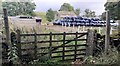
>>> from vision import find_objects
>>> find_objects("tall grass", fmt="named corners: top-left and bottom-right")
top-left (84, 46), bottom-right (119, 65)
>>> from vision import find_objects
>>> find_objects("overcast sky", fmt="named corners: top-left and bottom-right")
top-left (33, 0), bottom-right (107, 16)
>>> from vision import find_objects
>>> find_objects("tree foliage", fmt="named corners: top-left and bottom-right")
top-left (59, 3), bottom-right (81, 16)
top-left (100, 12), bottom-right (106, 20)
top-left (83, 9), bottom-right (96, 17)
top-left (59, 3), bottom-right (74, 11)
top-left (74, 8), bottom-right (80, 16)
top-left (46, 8), bottom-right (55, 22)
top-left (104, 1), bottom-right (120, 20)
top-left (2, 2), bottom-right (36, 16)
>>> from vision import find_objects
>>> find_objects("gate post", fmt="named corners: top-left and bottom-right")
top-left (49, 32), bottom-right (52, 59)
top-left (3, 8), bottom-right (11, 51)
top-left (16, 29), bottom-right (21, 59)
top-left (34, 32), bottom-right (37, 60)
top-left (86, 29), bottom-right (96, 56)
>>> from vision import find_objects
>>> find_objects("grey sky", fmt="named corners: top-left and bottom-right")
top-left (33, 0), bottom-right (107, 16)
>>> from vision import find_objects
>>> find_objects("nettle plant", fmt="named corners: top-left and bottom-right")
top-left (84, 47), bottom-right (119, 65)
top-left (8, 43), bottom-right (19, 63)
top-left (8, 32), bottom-right (20, 64)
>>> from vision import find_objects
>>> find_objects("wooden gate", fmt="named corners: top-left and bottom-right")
top-left (10, 29), bottom-right (97, 62)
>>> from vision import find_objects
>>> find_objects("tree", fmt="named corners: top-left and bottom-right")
top-left (46, 8), bottom-right (55, 22)
top-left (91, 11), bottom-right (96, 17)
top-left (59, 3), bottom-right (74, 11)
top-left (100, 12), bottom-right (106, 20)
top-left (104, 1), bottom-right (120, 34)
top-left (104, 1), bottom-right (120, 20)
top-left (83, 9), bottom-right (96, 17)
top-left (74, 8), bottom-right (80, 16)
top-left (84, 9), bottom-right (90, 17)
top-left (2, 1), bottom-right (36, 16)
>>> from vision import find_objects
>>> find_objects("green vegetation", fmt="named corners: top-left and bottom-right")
top-left (84, 47), bottom-right (119, 65)
top-left (46, 3), bottom-right (81, 22)
top-left (35, 12), bottom-right (48, 24)
top-left (59, 3), bottom-right (81, 16)
top-left (2, 2), bottom-right (36, 16)
top-left (104, 1), bottom-right (120, 20)
top-left (83, 9), bottom-right (96, 17)
top-left (46, 8), bottom-right (55, 22)
top-left (100, 12), bottom-right (106, 20)
top-left (29, 59), bottom-right (70, 66)
top-left (59, 3), bottom-right (74, 11)
top-left (74, 8), bottom-right (80, 16)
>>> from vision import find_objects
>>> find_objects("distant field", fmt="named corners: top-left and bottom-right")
top-left (9, 16), bottom-right (106, 34)
top-left (8, 16), bottom-right (117, 35)
top-left (8, 17), bottom-right (55, 33)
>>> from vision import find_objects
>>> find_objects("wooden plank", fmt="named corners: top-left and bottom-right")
top-left (16, 29), bottom-right (22, 58)
top-left (20, 39), bottom-right (87, 44)
top-left (20, 32), bottom-right (88, 36)
top-left (37, 44), bottom-right (86, 50)
top-left (52, 49), bottom-right (86, 53)
top-left (52, 53), bottom-right (86, 58)
top-left (62, 32), bottom-right (66, 61)
top-left (49, 32), bottom-right (52, 59)
top-left (74, 32), bottom-right (78, 61)
top-left (59, 57), bottom-right (84, 61)
top-left (20, 33), bottom-right (50, 36)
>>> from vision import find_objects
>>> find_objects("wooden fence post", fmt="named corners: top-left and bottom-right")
top-left (74, 32), bottom-right (78, 61)
top-left (16, 29), bottom-right (21, 58)
top-left (3, 8), bottom-right (11, 49)
top-left (62, 32), bottom-right (66, 61)
top-left (105, 10), bottom-right (110, 54)
top-left (86, 29), bottom-right (96, 56)
top-left (49, 32), bottom-right (52, 59)
top-left (34, 32), bottom-right (37, 59)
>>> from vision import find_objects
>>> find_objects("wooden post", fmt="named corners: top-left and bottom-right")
top-left (86, 29), bottom-right (96, 56)
top-left (16, 29), bottom-right (21, 58)
top-left (49, 32), bottom-right (52, 59)
top-left (118, 20), bottom-right (120, 36)
top-left (3, 8), bottom-right (11, 48)
top-left (105, 10), bottom-right (110, 54)
top-left (62, 32), bottom-right (66, 61)
top-left (34, 32), bottom-right (37, 59)
top-left (117, 20), bottom-right (120, 66)
top-left (74, 32), bottom-right (78, 61)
